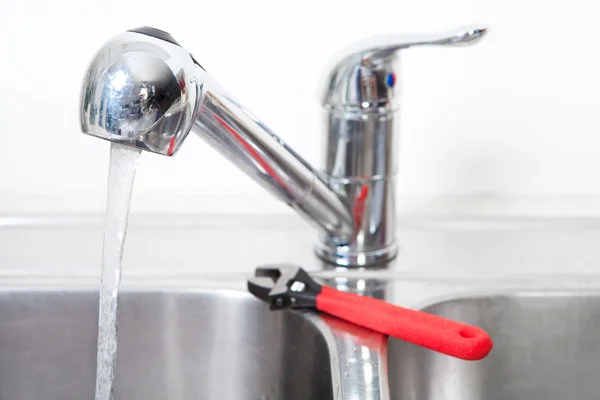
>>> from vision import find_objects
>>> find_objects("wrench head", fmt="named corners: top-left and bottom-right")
top-left (247, 264), bottom-right (300, 303)
top-left (247, 265), bottom-right (321, 310)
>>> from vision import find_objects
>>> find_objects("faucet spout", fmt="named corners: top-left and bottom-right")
top-left (80, 27), bottom-right (355, 245)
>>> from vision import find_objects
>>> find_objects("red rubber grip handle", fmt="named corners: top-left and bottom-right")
top-left (316, 286), bottom-right (493, 361)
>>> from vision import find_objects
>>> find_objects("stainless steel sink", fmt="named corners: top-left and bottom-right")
top-left (388, 292), bottom-right (600, 400)
top-left (0, 289), bottom-right (336, 400)
top-left (4, 286), bottom-right (600, 400)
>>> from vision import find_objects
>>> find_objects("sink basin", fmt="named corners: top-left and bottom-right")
top-left (6, 284), bottom-right (599, 400)
top-left (0, 289), bottom-right (335, 400)
top-left (388, 292), bottom-right (600, 400)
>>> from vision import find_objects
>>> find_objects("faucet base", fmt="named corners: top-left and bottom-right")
top-left (314, 240), bottom-right (398, 268)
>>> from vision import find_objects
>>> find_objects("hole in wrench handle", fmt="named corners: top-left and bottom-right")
top-left (315, 286), bottom-right (493, 361)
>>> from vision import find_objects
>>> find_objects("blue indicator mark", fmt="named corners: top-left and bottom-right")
top-left (386, 72), bottom-right (396, 88)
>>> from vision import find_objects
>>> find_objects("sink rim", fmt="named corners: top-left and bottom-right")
top-left (408, 286), bottom-right (600, 313)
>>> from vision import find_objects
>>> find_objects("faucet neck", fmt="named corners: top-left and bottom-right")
top-left (191, 72), bottom-right (356, 248)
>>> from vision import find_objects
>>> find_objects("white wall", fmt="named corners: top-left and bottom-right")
top-left (2, 0), bottom-right (600, 217)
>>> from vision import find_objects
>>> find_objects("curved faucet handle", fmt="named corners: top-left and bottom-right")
top-left (345, 24), bottom-right (487, 60)
top-left (320, 25), bottom-right (488, 111)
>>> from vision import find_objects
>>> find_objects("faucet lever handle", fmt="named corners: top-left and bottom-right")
top-left (347, 25), bottom-right (487, 62)
top-left (321, 24), bottom-right (488, 110)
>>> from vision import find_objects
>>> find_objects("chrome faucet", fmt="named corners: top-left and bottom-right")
top-left (80, 25), bottom-right (487, 267)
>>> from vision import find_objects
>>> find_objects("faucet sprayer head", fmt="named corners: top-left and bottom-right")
top-left (80, 27), bottom-right (201, 156)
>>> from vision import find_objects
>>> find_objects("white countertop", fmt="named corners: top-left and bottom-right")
top-left (2, 214), bottom-right (600, 295)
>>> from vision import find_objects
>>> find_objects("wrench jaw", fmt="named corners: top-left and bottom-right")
top-left (247, 277), bottom-right (275, 303)
top-left (254, 265), bottom-right (289, 281)
top-left (248, 265), bottom-right (324, 310)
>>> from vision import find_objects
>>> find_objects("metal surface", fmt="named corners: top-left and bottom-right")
top-left (80, 26), bottom-right (487, 267)
top-left (318, 313), bottom-right (390, 400)
top-left (320, 25), bottom-right (487, 112)
top-left (316, 25), bottom-right (487, 266)
top-left (389, 292), bottom-right (600, 400)
top-left (80, 31), bottom-right (197, 156)
top-left (3, 287), bottom-right (600, 399)
top-left (0, 289), bottom-right (339, 399)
